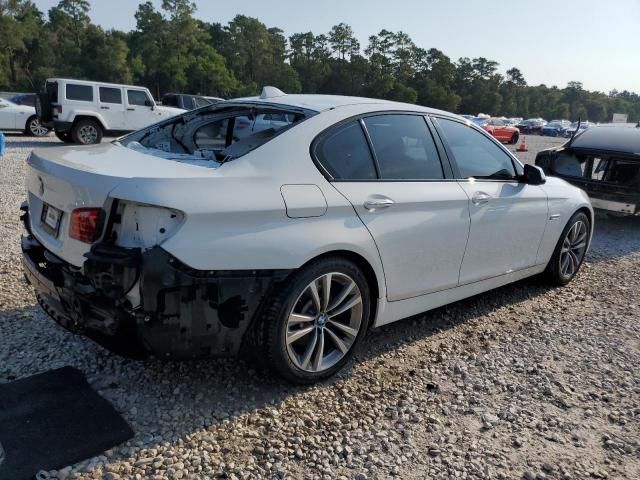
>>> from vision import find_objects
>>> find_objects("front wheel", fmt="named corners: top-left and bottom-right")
top-left (25, 116), bottom-right (49, 137)
top-left (544, 211), bottom-right (590, 285)
top-left (71, 119), bottom-right (103, 145)
top-left (261, 257), bottom-right (371, 384)
top-left (510, 133), bottom-right (519, 144)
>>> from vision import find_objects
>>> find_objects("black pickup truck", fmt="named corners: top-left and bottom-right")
top-left (535, 125), bottom-right (640, 216)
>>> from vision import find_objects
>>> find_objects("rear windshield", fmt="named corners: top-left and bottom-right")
top-left (46, 81), bottom-right (58, 103)
top-left (119, 104), bottom-right (312, 167)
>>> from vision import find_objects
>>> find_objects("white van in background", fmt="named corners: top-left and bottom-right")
top-left (36, 78), bottom-right (185, 144)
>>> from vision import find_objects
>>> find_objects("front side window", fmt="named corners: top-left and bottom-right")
top-left (99, 87), bottom-right (122, 104)
top-left (66, 84), bottom-right (93, 102)
top-left (363, 115), bottom-right (444, 180)
top-left (127, 90), bottom-right (151, 106)
top-left (315, 122), bottom-right (377, 180)
top-left (437, 118), bottom-right (518, 179)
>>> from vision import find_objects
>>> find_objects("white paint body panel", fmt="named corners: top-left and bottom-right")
top-left (456, 180), bottom-right (548, 284)
top-left (0, 98), bottom-right (33, 130)
top-left (24, 96), bottom-right (593, 329)
top-left (332, 181), bottom-right (470, 301)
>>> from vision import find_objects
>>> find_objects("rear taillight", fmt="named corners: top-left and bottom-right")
top-left (69, 208), bottom-right (104, 243)
top-left (54, 105), bottom-right (62, 114)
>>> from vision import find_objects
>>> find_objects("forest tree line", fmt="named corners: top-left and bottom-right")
top-left (1, 0), bottom-right (639, 122)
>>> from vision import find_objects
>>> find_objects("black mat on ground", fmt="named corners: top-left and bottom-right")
top-left (0, 366), bottom-right (133, 480)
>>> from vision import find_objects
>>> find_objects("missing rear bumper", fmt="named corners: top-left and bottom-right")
top-left (21, 232), bottom-right (291, 358)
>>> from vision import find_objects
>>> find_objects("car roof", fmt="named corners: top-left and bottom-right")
top-left (571, 125), bottom-right (640, 153)
top-left (47, 78), bottom-right (149, 90)
top-left (231, 90), bottom-right (444, 115)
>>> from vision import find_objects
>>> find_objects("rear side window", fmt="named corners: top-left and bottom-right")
top-left (437, 118), bottom-right (518, 179)
top-left (363, 115), bottom-right (444, 180)
top-left (99, 87), bottom-right (122, 104)
top-left (315, 122), bottom-right (377, 180)
top-left (66, 84), bottom-right (93, 102)
top-left (127, 90), bottom-right (150, 106)
top-left (194, 97), bottom-right (212, 108)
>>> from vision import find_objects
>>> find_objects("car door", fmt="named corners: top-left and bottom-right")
top-left (314, 114), bottom-right (471, 301)
top-left (98, 86), bottom-right (126, 130)
top-left (125, 89), bottom-right (157, 130)
top-left (434, 117), bottom-right (549, 285)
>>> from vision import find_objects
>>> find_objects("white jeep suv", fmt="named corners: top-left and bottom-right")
top-left (22, 88), bottom-right (593, 383)
top-left (36, 78), bottom-right (184, 145)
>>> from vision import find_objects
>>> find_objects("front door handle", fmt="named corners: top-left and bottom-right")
top-left (364, 197), bottom-right (394, 211)
top-left (471, 191), bottom-right (492, 205)
top-left (126, 108), bottom-right (135, 111)
top-left (100, 106), bottom-right (110, 110)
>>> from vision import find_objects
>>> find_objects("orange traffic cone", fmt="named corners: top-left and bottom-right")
top-left (517, 136), bottom-right (528, 152)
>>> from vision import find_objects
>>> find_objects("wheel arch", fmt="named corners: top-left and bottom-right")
top-left (297, 249), bottom-right (382, 327)
top-left (24, 114), bottom-right (38, 132)
top-left (71, 114), bottom-right (106, 131)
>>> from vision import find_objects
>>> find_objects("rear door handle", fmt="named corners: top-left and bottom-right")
top-left (364, 197), bottom-right (394, 211)
top-left (126, 108), bottom-right (135, 111)
top-left (471, 191), bottom-right (492, 205)
top-left (100, 106), bottom-right (110, 110)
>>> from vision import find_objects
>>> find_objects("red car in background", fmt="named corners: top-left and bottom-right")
top-left (472, 117), bottom-right (520, 144)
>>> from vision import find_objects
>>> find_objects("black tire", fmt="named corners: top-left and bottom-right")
top-left (510, 133), bottom-right (519, 145)
top-left (54, 130), bottom-right (74, 143)
top-left (25, 116), bottom-right (49, 137)
top-left (35, 93), bottom-right (52, 122)
top-left (543, 211), bottom-right (590, 286)
top-left (261, 256), bottom-right (371, 384)
top-left (71, 118), bottom-right (103, 145)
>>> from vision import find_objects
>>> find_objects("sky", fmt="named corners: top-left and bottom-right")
top-left (33, 0), bottom-right (640, 94)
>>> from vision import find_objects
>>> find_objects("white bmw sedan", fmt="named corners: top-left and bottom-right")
top-left (21, 88), bottom-right (592, 383)
top-left (0, 97), bottom-right (49, 136)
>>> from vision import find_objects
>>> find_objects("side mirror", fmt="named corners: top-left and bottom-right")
top-left (145, 99), bottom-right (154, 108)
top-left (522, 164), bottom-right (546, 185)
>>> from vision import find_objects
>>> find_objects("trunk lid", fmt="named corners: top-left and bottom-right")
top-left (26, 142), bottom-right (220, 266)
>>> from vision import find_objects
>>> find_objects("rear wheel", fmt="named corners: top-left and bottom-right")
top-left (544, 211), bottom-right (590, 285)
top-left (262, 257), bottom-right (371, 384)
top-left (25, 116), bottom-right (49, 137)
top-left (71, 119), bottom-right (103, 145)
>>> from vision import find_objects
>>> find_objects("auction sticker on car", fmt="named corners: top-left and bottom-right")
top-left (41, 203), bottom-right (62, 236)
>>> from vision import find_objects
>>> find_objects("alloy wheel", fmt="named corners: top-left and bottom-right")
top-left (78, 125), bottom-right (98, 144)
top-left (559, 219), bottom-right (588, 278)
top-left (29, 119), bottom-right (48, 137)
top-left (285, 272), bottom-right (363, 373)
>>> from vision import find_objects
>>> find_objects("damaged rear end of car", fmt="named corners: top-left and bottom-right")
top-left (535, 126), bottom-right (640, 216)
top-left (21, 99), bottom-right (311, 358)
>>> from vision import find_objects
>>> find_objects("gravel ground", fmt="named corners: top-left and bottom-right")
top-left (1, 134), bottom-right (639, 480)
